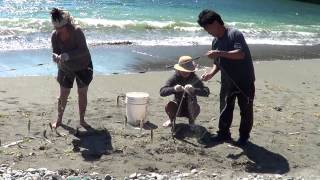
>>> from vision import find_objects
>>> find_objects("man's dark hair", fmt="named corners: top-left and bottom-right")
top-left (197, 9), bottom-right (224, 27)
top-left (50, 8), bottom-right (63, 22)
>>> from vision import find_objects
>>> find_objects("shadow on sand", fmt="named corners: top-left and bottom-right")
top-left (227, 142), bottom-right (290, 174)
top-left (60, 124), bottom-right (113, 161)
top-left (172, 123), bottom-right (289, 174)
top-left (172, 123), bottom-right (213, 147)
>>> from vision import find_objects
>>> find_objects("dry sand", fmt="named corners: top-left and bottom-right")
top-left (0, 59), bottom-right (320, 179)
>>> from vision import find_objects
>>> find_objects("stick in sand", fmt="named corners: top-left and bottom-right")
top-left (171, 90), bottom-right (187, 141)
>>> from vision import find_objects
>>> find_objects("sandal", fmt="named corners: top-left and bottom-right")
top-left (50, 121), bottom-right (62, 129)
top-left (80, 121), bottom-right (92, 129)
top-left (162, 120), bottom-right (172, 127)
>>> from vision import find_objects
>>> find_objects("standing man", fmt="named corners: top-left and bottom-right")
top-left (198, 9), bottom-right (255, 146)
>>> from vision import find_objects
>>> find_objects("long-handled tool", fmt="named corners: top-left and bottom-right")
top-left (171, 90), bottom-right (186, 140)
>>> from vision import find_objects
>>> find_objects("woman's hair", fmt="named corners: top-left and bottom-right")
top-left (51, 8), bottom-right (64, 23)
top-left (197, 9), bottom-right (224, 27)
top-left (50, 8), bottom-right (75, 29)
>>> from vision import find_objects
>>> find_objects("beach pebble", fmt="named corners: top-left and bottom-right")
top-left (0, 165), bottom-right (312, 180)
top-left (7, 167), bottom-right (13, 173)
top-left (211, 173), bottom-right (218, 177)
top-left (1, 164), bottom-right (10, 168)
top-left (43, 172), bottom-right (59, 179)
top-left (129, 172), bottom-right (137, 179)
top-left (38, 168), bottom-right (48, 176)
top-left (11, 170), bottom-right (25, 177)
top-left (156, 174), bottom-right (166, 180)
top-left (25, 174), bottom-right (41, 180)
top-left (275, 174), bottom-right (283, 179)
top-left (90, 171), bottom-right (99, 176)
top-left (191, 169), bottom-right (198, 174)
top-left (256, 175), bottom-right (264, 179)
top-left (273, 106), bottom-right (283, 111)
top-left (104, 174), bottom-right (112, 180)
top-left (66, 175), bottom-right (82, 180)
top-left (148, 172), bottom-right (158, 178)
top-left (26, 168), bottom-right (37, 173)
top-left (2, 173), bottom-right (12, 179)
top-left (181, 172), bottom-right (191, 177)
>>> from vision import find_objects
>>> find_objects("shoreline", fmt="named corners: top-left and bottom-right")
top-left (1, 59), bottom-right (320, 178)
top-left (0, 44), bottom-right (320, 77)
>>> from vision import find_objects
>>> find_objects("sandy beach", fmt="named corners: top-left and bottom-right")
top-left (1, 59), bottom-right (320, 179)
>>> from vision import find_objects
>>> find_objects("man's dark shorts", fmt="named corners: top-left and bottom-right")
top-left (57, 68), bottom-right (93, 88)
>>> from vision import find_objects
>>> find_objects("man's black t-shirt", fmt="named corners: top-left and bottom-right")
top-left (212, 28), bottom-right (255, 87)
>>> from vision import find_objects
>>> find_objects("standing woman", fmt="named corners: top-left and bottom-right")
top-left (50, 8), bottom-right (93, 129)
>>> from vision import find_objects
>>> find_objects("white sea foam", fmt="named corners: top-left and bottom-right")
top-left (0, 34), bottom-right (319, 52)
top-left (77, 18), bottom-right (177, 29)
top-left (0, 17), bottom-right (319, 51)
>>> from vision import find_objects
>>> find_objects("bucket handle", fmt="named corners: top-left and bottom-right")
top-left (116, 93), bottom-right (126, 107)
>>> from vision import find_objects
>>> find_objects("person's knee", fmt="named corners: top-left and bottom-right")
top-left (59, 91), bottom-right (70, 100)
top-left (77, 86), bottom-right (88, 96)
top-left (165, 101), bottom-right (178, 118)
top-left (194, 104), bottom-right (200, 117)
top-left (188, 104), bottom-right (200, 121)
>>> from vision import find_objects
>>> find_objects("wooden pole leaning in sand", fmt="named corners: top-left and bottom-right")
top-left (171, 91), bottom-right (186, 141)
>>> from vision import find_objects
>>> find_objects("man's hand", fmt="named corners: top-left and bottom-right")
top-left (52, 53), bottom-right (60, 63)
top-left (206, 50), bottom-right (221, 59)
top-left (174, 84), bottom-right (184, 92)
top-left (184, 84), bottom-right (195, 95)
top-left (60, 53), bottom-right (70, 62)
top-left (201, 71), bottom-right (215, 81)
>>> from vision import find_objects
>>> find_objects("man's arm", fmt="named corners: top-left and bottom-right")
top-left (207, 49), bottom-right (245, 60)
top-left (201, 63), bottom-right (220, 81)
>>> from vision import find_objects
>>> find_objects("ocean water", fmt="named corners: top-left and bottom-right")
top-left (0, 0), bottom-right (319, 76)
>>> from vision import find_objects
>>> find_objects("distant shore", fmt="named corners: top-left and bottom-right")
top-left (293, 0), bottom-right (320, 4)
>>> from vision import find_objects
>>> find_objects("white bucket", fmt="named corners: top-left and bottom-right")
top-left (125, 92), bottom-right (149, 126)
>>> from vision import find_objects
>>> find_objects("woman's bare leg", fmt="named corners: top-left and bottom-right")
top-left (78, 86), bottom-right (89, 126)
top-left (52, 86), bottom-right (71, 128)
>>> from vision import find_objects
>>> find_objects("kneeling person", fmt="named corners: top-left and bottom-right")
top-left (160, 56), bottom-right (210, 127)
